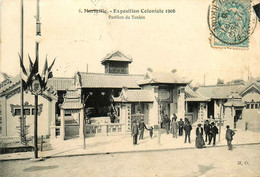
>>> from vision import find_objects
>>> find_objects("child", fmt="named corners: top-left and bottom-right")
top-left (147, 126), bottom-right (154, 139)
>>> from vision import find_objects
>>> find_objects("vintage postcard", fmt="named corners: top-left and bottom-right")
top-left (0, 0), bottom-right (260, 177)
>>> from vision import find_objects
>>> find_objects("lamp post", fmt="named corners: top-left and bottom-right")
top-left (82, 92), bottom-right (93, 149)
top-left (31, 79), bottom-right (41, 158)
top-left (20, 0), bottom-right (25, 144)
top-left (33, 0), bottom-right (41, 159)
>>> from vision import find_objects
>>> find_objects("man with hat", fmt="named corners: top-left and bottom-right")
top-left (209, 122), bottom-right (218, 146)
top-left (132, 120), bottom-right (139, 145)
top-left (139, 119), bottom-right (147, 140)
top-left (178, 118), bottom-right (184, 136)
top-left (204, 120), bottom-right (211, 143)
top-left (225, 125), bottom-right (235, 150)
top-left (184, 121), bottom-right (192, 143)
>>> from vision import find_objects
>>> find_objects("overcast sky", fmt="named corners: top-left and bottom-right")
top-left (1, 0), bottom-right (260, 85)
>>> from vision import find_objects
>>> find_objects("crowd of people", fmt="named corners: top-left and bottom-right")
top-left (131, 114), bottom-right (236, 150)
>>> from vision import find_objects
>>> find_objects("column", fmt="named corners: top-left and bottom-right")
top-left (79, 108), bottom-right (84, 138)
top-left (177, 87), bottom-right (185, 120)
top-left (185, 101), bottom-right (188, 113)
top-left (224, 107), bottom-right (234, 130)
top-left (60, 109), bottom-right (65, 140)
top-left (121, 105), bottom-right (126, 133)
top-left (0, 97), bottom-right (7, 136)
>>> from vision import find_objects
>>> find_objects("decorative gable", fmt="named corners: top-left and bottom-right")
top-left (240, 83), bottom-right (260, 97)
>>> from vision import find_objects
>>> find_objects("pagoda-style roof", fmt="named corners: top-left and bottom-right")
top-left (196, 84), bottom-right (243, 99)
top-left (185, 85), bottom-right (210, 102)
top-left (113, 88), bottom-right (154, 103)
top-left (101, 51), bottom-right (133, 65)
top-left (224, 100), bottom-right (245, 107)
top-left (47, 77), bottom-right (75, 91)
top-left (61, 90), bottom-right (83, 109)
top-left (77, 72), bottom-right (144, 89)
top-left (137, 72), bottom-right (188, 86)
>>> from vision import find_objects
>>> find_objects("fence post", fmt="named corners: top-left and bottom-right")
top-left (40, 135), bottom-right (43, 151)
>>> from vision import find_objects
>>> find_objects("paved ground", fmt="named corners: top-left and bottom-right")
top-left (0, 129), bottom-right (260, 161)
top-left (0, 144), bottom-right (259, 177)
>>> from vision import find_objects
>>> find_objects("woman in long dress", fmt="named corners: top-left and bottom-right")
top-left (196, 124), bottom-right (205, 148)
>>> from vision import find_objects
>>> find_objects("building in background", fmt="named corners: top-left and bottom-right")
top-left (0, 75), bottom-right (57, 137)
top-left (185, 78), bottom-right (260, 130)
top-left (1, 51), bottom-right (259, 140)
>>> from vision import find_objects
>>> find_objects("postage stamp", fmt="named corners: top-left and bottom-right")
top-left (209, 0), bottom-right (252, 49)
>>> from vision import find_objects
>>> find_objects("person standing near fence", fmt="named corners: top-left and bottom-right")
top-left (132, 120), bottom-right (139, 145)
top-left (225, 125), bottom-right (235, 150)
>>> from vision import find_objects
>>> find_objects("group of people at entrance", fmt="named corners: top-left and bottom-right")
top-left (132, 116), bottom-right (236, 150)
top-left (196, 120), bottom-right (236, 150)
top-left (163, 114), bottom-right (192, 143)
top-left (131, 119), bottom-right (153, 146)
top-left (195, 120), bottom-right (219, 148)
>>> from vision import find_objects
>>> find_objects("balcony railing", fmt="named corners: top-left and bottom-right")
top-left (85, 123), bottom-right (124, 136)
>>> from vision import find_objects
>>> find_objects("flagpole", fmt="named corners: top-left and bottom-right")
top-left (20, 0), bottom-right (25, 143)
top-left (34, 0), bottom-right (40, 159)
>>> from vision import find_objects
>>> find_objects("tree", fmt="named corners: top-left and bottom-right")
top-left (217, 78), bottom-right (224, 85)
top-left (17, 116), bottom-right (31, 146)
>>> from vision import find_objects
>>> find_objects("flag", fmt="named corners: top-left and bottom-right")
top-left (1, 73), bottom-right (11, 80)
top-left (47, 58), bottom-right (56, 79)
top-left (19, 53), bottom-right (28, 83)
top-left (26, 54), bottom-right (39, 88)
top-left (28, 54), bottom-right (33, 73)
top-left (41, 56), bottom-right (48, 83)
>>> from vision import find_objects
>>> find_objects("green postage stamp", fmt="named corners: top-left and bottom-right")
top-left (209, 0), bottom-right (256, 49)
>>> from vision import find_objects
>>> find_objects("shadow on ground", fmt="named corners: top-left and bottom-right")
top-left (23, 165), bottom-right (59, 172)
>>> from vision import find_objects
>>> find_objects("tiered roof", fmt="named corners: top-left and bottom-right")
top-left (77, 72), bottom-right (144, 88)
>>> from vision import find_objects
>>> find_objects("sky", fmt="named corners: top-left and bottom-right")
top-left (0, 0), bottom-right (260, 85)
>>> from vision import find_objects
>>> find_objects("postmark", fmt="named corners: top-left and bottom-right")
top-left (209, 0), bottom-right (253, 49)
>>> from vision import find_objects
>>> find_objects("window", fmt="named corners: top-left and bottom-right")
top-left (10, 102), bottom-right (43, 117)
top-left (246, 104), bottom-right (250, 109)
top-left (251, 104), bottom-right (254, 109)
top-left (24, 109), bottom-right (30, 115)
top-left (15, 109), bottom-right (21, 116)
top-left (255, 104), bottom-right (258, 109)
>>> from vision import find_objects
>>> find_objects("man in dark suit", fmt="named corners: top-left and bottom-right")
top-left (204, 120), bottom-right (211, 142)
top-left (178, 118), bottom-right (184, 136)
top-left (209, 122), bottom-right (218, 146)
top-left (164, 115), bottom-right (170, 134)
top-left (139, 119), bottom-right (147, 140)
top-left (132, 121), bottom-right (139, 145)
top-left (225, 125), bottom-right (235, 150)
top-left (184, 121), bottom-right (192, 143)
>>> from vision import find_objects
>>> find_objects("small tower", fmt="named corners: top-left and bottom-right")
top-left (101, 51), bottom-right (133, 74)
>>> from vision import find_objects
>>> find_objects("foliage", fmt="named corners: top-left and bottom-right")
top-left (217, 78), bottom-right (224, 85)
